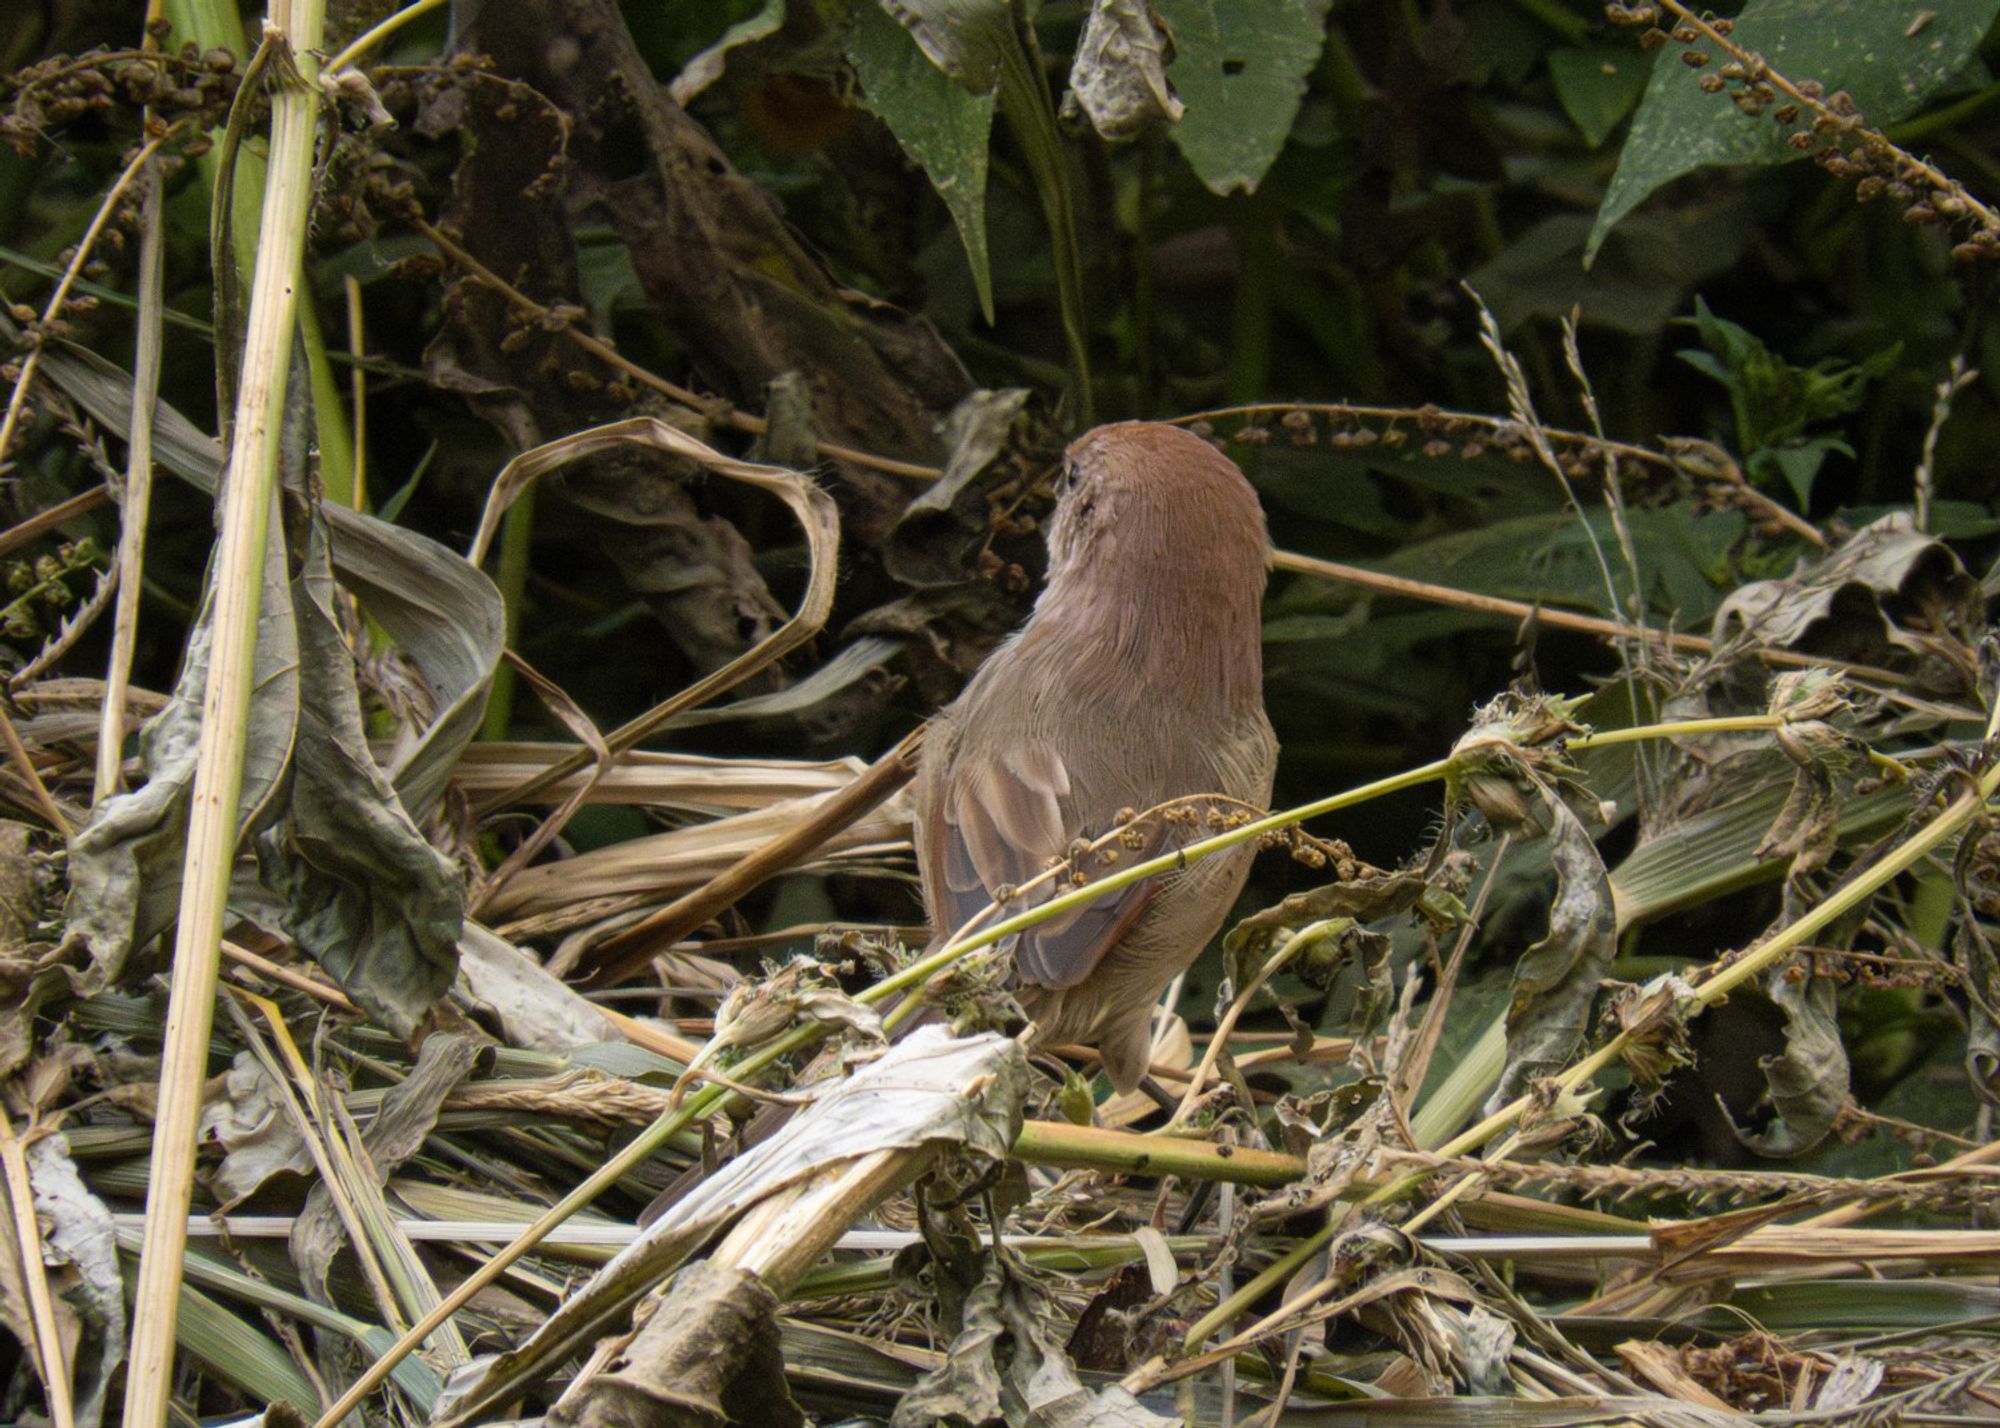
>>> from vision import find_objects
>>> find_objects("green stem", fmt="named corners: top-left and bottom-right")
top-left (478, 484), bottom-right (535, 741)
top-left (166, 0), bottom-right (355, 505)
top-left (996, 21), bottom-right (1092, 421)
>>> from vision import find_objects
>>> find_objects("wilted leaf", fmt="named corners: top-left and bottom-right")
top-left (33, 334), bottom-right (503, 821)
top-left (1607, 974), bottom-right (1697, 1120)
top-left (1488, 793), bottom-right (1617, 1114)
top-left (1731, 950), bottom-right (1849, 1156)
top-left (844, 2), bottom-right (997, 321)
top-left (669, 0), bottom-right (787, 105)
top-left (893, 1262), bottom-right (1176, 1427)
top-left (1157, 0), bottom-right (1332, 195)
top-left (291, 1031), bottom-right (485, 1306)
top-left (549, 1261), bottom-right (804, 1428)
top-left (673, 962), bottom-right (884, 1102)
top-left (1589, 0), bottom-right (2000, 263)
top-left (65, 478), bottom-right (300, 997)
top-left (1954, 823), bottom-right (2000, 1104)
top-left (1064, 0), bottom-right (1185, 141)
top-left (1731, 714), bottom-right (1857, 1157)
top-left (1715, 511), bottom-right (1985, 684)
top-left (23, 1132), bottom-right (124, 1428)
top-left (454, 922), bottom-right (617, 1053)
top-left (198, 1052), bottom-right (312, 1206)
top-left (253, 517), bottom-right (463, 1035)
top-left (1227, 861), bottom-right (1432, 939)
top-left (886, 389), bottom-right (1033, 588)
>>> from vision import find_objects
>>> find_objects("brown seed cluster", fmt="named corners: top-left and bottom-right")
top-left (2, 40), bottom-right (242, 157)
top-left (1606, 1), bottom-right (2000, 261)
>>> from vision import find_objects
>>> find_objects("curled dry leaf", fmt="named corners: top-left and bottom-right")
top-left (895, 1267), bottom-right (1179, 1426)
top-left (42, 334), bottom-right (500, 1031)
top-left (1608, 973), bottom-right (1699, 1121)
top-left (885, 388), bottom-right (1034, 589)
top-left (1064, 0), bottom-right (1186, 141)
top-left (548, 1260), bottom-right (804, 1428)
top-left (1488, 791), bottom-right (1617, 1116)
top-left (196, 1052), bottom-right (312, 1207)
top-left (1715, 510), bottom-right (1986, 690)
top-left (14, 1131), bottom-right (124, 1428)
top-left (672, 963), bottom-right (884, 1104)
top-left (252, 516), bottom-right (463, 1035)
top-left (1449, 690), bottom-right (1597, 838)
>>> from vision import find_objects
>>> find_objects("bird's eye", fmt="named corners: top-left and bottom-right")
top-left (1054, 461), bottom-right (1077, 495)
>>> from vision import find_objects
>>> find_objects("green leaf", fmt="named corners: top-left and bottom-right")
top-left (1157, 0), bottom-right (1333, 195)
top-left (1673, 295), bottom-right (1899, 505)
top-left (1548, 45), bottom-right (1653, 148)
top-left (1757, 434), bottom-right (1847, 507)
top-left (842, 3), bottom-right (997, 321)
top-left (1587, 0), bottom-right (2000, 264)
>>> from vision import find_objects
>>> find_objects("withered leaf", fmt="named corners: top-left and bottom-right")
top-left (1487, 791), bottom-right (1617, 1115)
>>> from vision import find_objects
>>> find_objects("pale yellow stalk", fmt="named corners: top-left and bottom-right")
top-left (120, 5), bottom-right (325, 1425)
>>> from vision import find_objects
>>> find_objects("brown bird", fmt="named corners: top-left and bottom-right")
top-left (915, 421), bottom-right (1278, 1092)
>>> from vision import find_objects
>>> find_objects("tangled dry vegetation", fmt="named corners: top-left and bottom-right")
top-left (1, 0), bottom-right (1999, 1426)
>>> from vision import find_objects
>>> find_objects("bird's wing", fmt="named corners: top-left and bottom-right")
top-left (928, 738), bottom-right (1160, 990)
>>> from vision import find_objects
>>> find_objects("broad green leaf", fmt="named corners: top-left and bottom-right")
top-left (1763, 434), bottom-right (1847, 506)
top-left (1158, 0), bottom-right (1332, 195)
top-left (1548, 46), bottom-right (1653, 148)
top-left (1672, 295), bottom-right (1900, 506)
top-left (842, 3), bottom-right (997, 321)
top-left (1587, 0), bottom-right (2000, 264)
